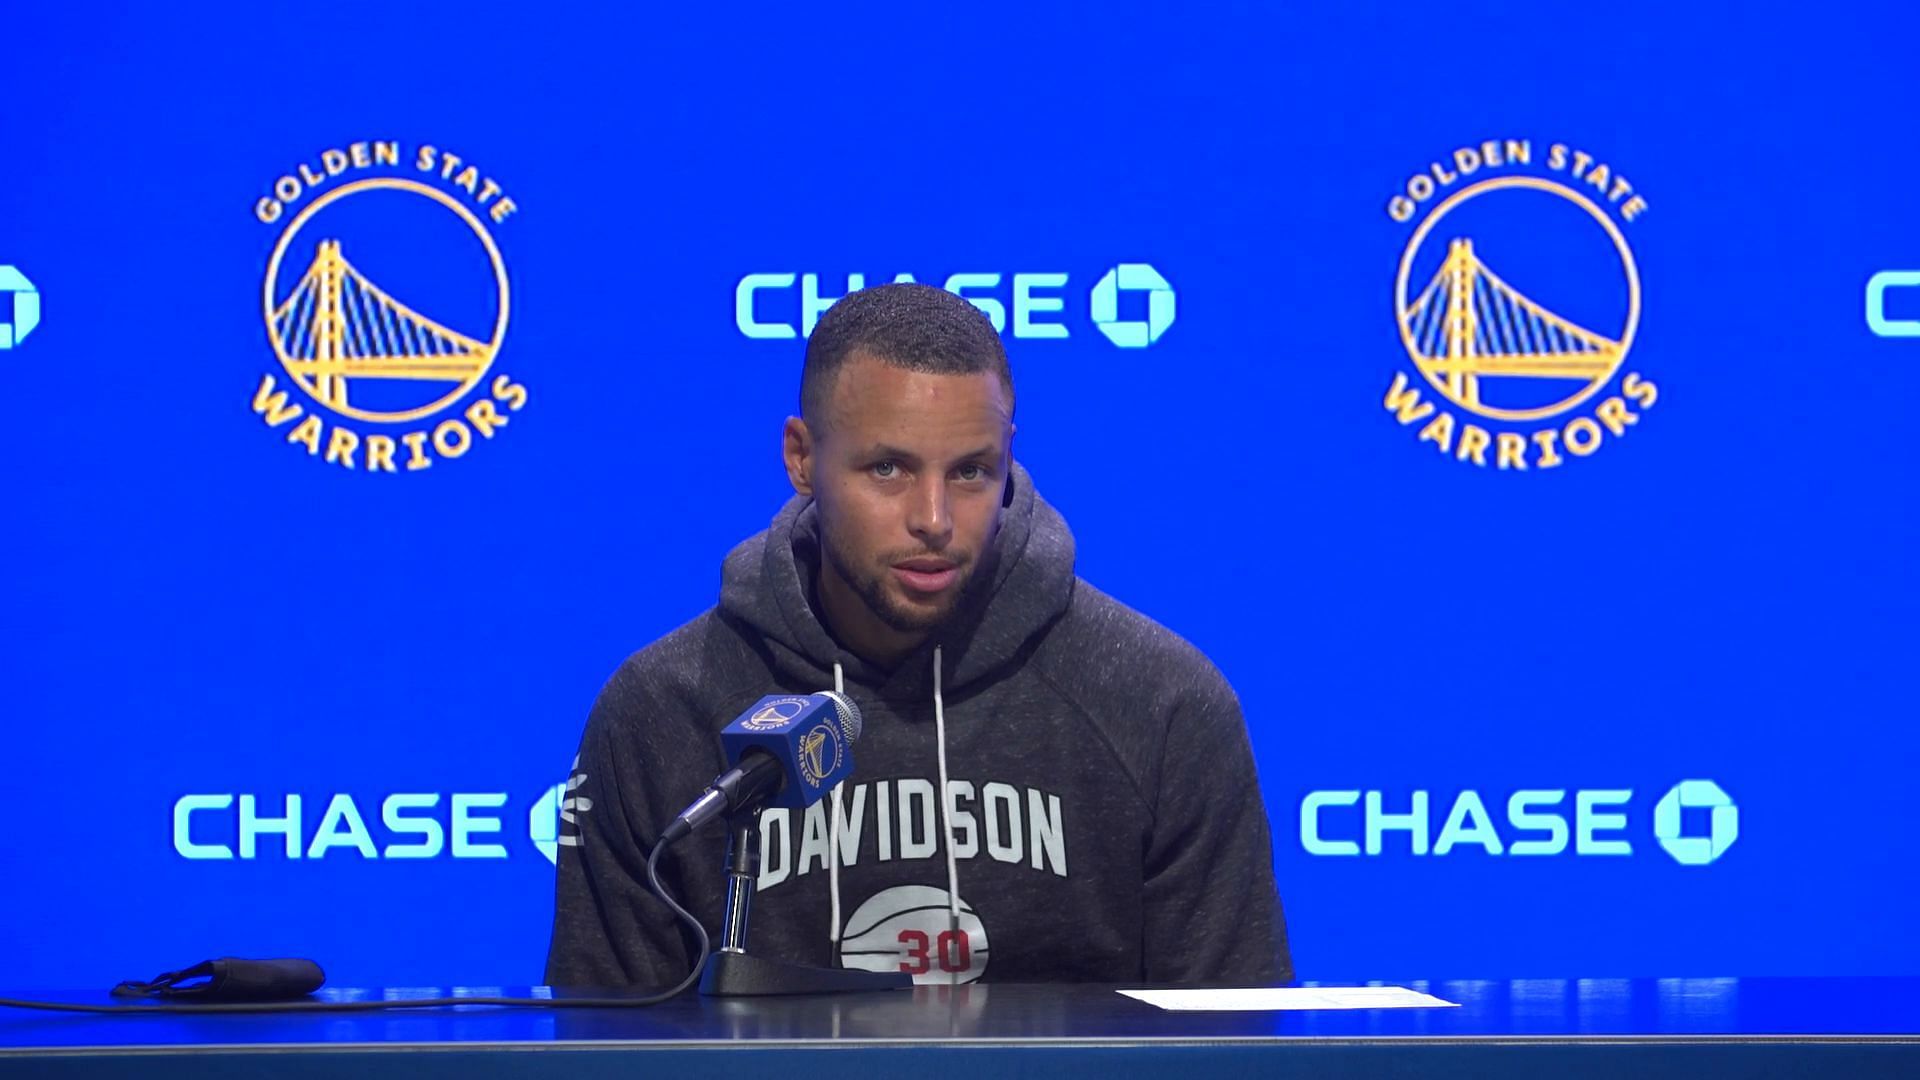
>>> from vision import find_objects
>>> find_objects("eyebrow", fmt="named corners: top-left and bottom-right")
top-left (862, 444), bottom-right (998, 466)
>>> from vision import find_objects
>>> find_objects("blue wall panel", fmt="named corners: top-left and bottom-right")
top-left (1, 1), bottom-right (1913, 986)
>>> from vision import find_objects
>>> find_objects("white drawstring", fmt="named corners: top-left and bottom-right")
top-left (828, 662), bottom-right (845, 945)
top-left (824, 649), bottom-right (964, 980)
top-left (932, 645), bottom-right (963, 981)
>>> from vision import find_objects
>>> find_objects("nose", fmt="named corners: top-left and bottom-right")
top-left (905, 474), bottom-right (952, 548)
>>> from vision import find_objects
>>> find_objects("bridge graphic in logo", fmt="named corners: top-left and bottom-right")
top-left (797, 723), bottom-right (841, 787)
top-left (1393, 175), bottom-right (1640, 425)
top-left (270, 238), bottom-right (493, 413)
top-left (261, 176), bottom-right (510, 427)
top-left (1400, 237), bottom-right (1621, 411)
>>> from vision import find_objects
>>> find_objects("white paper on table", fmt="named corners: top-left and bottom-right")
top-left (1117, 986), bottom-right (1459, 1011)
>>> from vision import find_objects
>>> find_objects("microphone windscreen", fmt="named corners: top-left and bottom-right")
top-left (815, 690), bottom-right (864, 742)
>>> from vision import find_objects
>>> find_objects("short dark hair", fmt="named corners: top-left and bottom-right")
top-left (801, 282), bottom-right (1013, 430)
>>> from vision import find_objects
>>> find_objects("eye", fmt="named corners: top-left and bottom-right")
top-left (871, 461), bottom-right (898, 479)
top-left (956, 464), bottom-right (985, 482)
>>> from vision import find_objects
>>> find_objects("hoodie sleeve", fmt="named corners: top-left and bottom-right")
top-left (1140, 670), bottom-right (1293, 986)
top-left (543, 663), bottom-right (705, 989)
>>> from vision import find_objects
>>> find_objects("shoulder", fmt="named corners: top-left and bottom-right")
top-left (1026, 579), bottom-right (1243, 796)
top-left (590, 608), bottom-right (763, 741)
top-left (1037, 578), bottom-right (1238, 712)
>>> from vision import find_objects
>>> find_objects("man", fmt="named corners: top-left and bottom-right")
top-left (545, 283), bottom-right (1289, 987)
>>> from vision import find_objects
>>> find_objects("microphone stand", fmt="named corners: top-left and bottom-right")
top-left (698, 809), bottom-right (912, 996)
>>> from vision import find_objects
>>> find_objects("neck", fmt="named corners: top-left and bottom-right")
top-left (814, 560), bottom-right (926, 672)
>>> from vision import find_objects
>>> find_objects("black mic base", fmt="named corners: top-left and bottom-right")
top-left (697, 950), bottom-right (913, 996)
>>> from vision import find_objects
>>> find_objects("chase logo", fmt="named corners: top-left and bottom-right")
top-left (1867, 271), bottom-right (1920, 337)
top-left (1654, 779), bottom-right (1738, 866)
top-left (1298, 780), bottom-right (1737, 866)
top-left (177, 780), bottom-right (584, 867)
top-left (1380, 140), bottom-right (1660, 469)
top-left (1090, 264), bottom-right (1176, 347)
top-left (249, 142), bottom-right (528, 472)
top-left (0, 266), bottom-right (39, 349)
top-left (735, 264), bottom-right (1176, 347)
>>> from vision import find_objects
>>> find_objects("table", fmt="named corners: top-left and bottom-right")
top-left (3, 977), bottom-right (1917, 1078)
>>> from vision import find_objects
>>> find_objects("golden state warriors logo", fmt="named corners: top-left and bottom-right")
top-left (797, 722), bottom-right (843, 788)
top-left (744, 699), bottom-right (807, 731)
top-left (1382, 140), bottom-right (1658, 468)
top-left (249, 142), bottom-right (528, 470)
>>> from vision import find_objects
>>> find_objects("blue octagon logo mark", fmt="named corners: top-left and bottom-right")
top-left (0, 267), bottom-right (39, 349)
top-left (1654, 779), bottom-right (1739, 866)
top-left (1091, 263), bottom-right (1175, 348)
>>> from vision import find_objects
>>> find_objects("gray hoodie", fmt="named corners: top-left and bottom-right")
top-left (544, 463), bottom-right (1291, 987)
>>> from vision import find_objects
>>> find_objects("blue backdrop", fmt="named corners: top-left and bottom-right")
top-left (2, 1), bottom-right (1915, 988)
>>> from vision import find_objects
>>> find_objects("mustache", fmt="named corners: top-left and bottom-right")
top-left (880, 549), bottom-right (971, 569)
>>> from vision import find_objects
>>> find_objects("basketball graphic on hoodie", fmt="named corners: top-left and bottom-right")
top-left (837, 885), bottom-right (989, 984)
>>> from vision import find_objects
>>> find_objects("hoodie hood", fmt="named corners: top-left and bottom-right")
top-left (718, 460), bottom-right (1075, 700)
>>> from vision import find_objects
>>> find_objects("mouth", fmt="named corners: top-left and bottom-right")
top-left (891, 559), bottom-right (960, 595)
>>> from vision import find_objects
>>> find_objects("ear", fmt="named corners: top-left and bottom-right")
top-left (782, 416), bottom-right (815, 496)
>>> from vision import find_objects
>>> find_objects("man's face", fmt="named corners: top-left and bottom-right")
top-left (792, 351), bottom-right (1014, 636)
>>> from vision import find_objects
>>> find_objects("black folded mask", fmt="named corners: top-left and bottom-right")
top-left (111, 958), bottom-right (326, 1002)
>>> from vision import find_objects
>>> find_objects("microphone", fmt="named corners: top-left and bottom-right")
top-left (660, 692), bottom-right (863, 845)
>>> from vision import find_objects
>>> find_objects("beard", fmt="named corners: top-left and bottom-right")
top-left (821, 528), bottom-right (977, 634)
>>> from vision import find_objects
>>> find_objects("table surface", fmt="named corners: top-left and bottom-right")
top-left (3, 977), bottom-right (1918, 1051)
